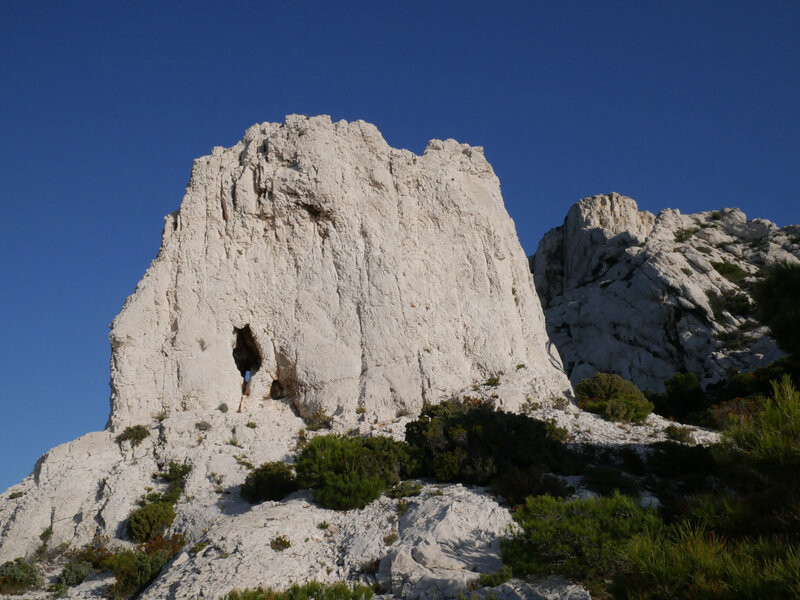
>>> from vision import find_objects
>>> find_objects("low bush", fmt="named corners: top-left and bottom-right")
top-left (582, 465), bottom-right (640, 497)
top-left (711, 261), bottom-right (748, 285)
top-left (54, 559), bottom-right (92, 587)
top-left (616, 523), bottom-right (800, 599)
top-left (0, 558), bottom-right (40, 594)
top-left (576, 373), bottom-right (653, 423)
top-left (295, 435), bottom-right (414, 510)
top-left (116, 425), bottom-right (149, 448)
top-left (241, 462), bottom-right (298, 503)
top-left (478, 565), bottom-right (512, 587)
top-left (708, 289), bottom-right (754, 320)
top-left (674, 228), bottom-right (696, 243)
top-left (127, 502), bottom-right (176, 543)
top-left (156, 461), bottom-right (192, 483)
top-left (752, 260), bottom-right (800, 356)
top-left (652, 372), bottom-right (706, 420)
top-left (104, 548), bottom-right (171, 599)
top-left (501, 493), bottom-right (662, 593)
top-left (270, 535), bottom-right (291, 551)
top-left (386, 480), bottom-right (423, 498)
top-left (664, 424), bottom-right (693, 443)
top-left (223, 581), bottom-right (374, 600)
top-left (306, 409), bottom-right (333, 431)
top-left (406, 400), bottom-right (579, 492)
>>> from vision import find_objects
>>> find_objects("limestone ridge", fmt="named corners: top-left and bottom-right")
top-left (109, 114), bottom-right (571, 429)
top-left (532, 193), bottom-right (800, 391)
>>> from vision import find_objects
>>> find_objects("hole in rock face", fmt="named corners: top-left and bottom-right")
top-left (269, 379), bottom-right (283, 399)
top-left (233, 326), bottom-right (261, 395)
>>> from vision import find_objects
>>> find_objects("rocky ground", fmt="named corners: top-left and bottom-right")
top-left (532, 193), bottom-right (800, 392)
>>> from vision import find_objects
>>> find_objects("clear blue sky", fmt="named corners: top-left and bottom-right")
top-left (1, 1), bottom-right (798, 491)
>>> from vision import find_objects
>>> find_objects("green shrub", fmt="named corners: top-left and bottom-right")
top-left (116, 425), bottom-right (149, 447)
top-left (708, 289), bottom-right (754, 320)
top-left (501, 493), bottom-right (662, 593)
top-left (218, 403), bottom-right (229, 413)
top-left (478, 565), bottom-right (512, 587)
top-left (223, 581), bottom-right (374, 600)
top-left (752, 261), bottom-right (800, 356)
top-left (104, 548), bottom-right (170, 599)
top-left (156, 461), bottom-right (192, 483)
top-left (295, 435), bottom-right (414, 510)
top-left (55, 559), bottom-right (92, 587)
top-left (386, 480), bottom-right (423, 498)
top-left (653, 372), bottom-right (706, 420)
top-left (616, 523), bottom-right (800, 599)
top-left (127, 502), bottom-right (176, 543)
top-left (674, 228), bottom-right (696, 243)
top-left (582, 393), bottom-right (654, 423)
top-left (0, 558), bottom-right (40, 594)
top-left (575, 372), bottom-right (646, 405)
top-left (240, 462), bottom-right (299, 503)
top-left (711, 261), bottom-right (749, 285)
top-left (270, 535), bottom-right (291, 551)
top-left (406, 400), bottom-right (579, 493)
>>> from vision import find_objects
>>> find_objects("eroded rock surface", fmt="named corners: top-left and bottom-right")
top-left (533, 193), bottom-right (800, 391)
top-left (110, 114), bottom-right (571, 430)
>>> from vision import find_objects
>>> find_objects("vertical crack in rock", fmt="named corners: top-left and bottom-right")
top-left (232, 326), bottom-right (261, 395)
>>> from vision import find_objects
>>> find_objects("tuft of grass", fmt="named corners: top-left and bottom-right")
top-left (116, 425), bottom-right (150, 447)
top-left (383, 531), bottom-right (398, 545)
top-left (246, 421), bottom-right (257, 429)
top-left (270, 535), bottom-right (291, 552)
top-left (664, 424), bottom-right (693, 443)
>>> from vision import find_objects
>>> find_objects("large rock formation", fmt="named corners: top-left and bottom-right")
top-left (109, 114), bottom-right (570, 429)
top-left (1, 117), bottom-right (592, 599)
top-left (533, 193), bottom-right (800, 391)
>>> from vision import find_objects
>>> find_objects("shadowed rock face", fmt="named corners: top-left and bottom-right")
top-left (109, 115), bottom-right (571, 429)
top-left (532, 193), bottom-right (800, 391)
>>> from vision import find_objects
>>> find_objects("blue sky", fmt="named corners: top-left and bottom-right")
top-left (1, 1), bottom-right (798, 491)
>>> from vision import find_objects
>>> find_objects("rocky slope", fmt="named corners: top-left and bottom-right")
top-left (532, 193), bottom-right (800, 391)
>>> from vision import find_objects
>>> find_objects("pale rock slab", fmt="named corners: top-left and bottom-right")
top-left (533, 193), bottom-right (800, 391)
top-left (109, 114), bottom-right (572, 430)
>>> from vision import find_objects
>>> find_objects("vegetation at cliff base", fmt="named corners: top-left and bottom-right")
top-left (0, 558), bottom-right (40, 595)
top-left (240, 461), bottom-right (299, 503)
top-left (575, 372), bottom-right (654, 423)
top-left (224, 581), bottom-right (374, 600)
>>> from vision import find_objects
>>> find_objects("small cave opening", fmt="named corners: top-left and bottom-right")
top-left (233, 325), bottom-right (261, 395)
top-left (269, 379), bottom-right (284, 399)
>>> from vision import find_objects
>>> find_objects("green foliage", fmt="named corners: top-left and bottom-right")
top-left (478, 565), bottom-right (512, 587)
top-left (116, 425), bottom-right (149, 447)
top-left (240, 462), bottom-right (299, 503)
top-left (8, 491), bottom-right (24, 499)
top-left (653, 372), bottom-right (706, 420)
top-left (295, 435), bottom-right (414, 510)
top-left (501, 493), bottom-right (662, 592)
top-left (223, 581), bottom-right (374, 600)
top-left (576, 373), bottom-right (653, 423)
top-left (674, 228), bottom-right (696, 243)
top-left (710, 211), bottom-right (722, 220)
top-left (383, 531), bottom-right (398, 545)
top-left (218, 403), bottom-right (229, 413)
top-left (55, 560), bottom-right (92, 587)
top-left (270, 535), bottom-right (291, 551)
top-left (617, 524), bottom-right (800, 599)
top-left (104, 548), bottom-right (170, 598)
top-left (0, 558), bottom-right (40, 594)
top-left (246, 421), bottom-right (258, 429)
top-left (752, 261), bottom-right (800, 356)
top-left (127, 502), bottom-right (176, 543)
top-left (406, 400), bottom-right (579, 499)
top-left (156, 461), bottom-right (192, 483)
top-left (386, 480), bottom-right (423, 498)
top-left (708, 289), bottom-right (754, 320)
top-left (484, 376), bottom-right (500, 387)
top-left (195, 420), bottom-right (212, 431)
top-left (711, 261), bottom-right (748, 285)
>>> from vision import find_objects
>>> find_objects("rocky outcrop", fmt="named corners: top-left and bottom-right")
top-left (0, 117), bottom-right (582, 598)
top-left (109, 114), bottom-right (571, 429)
top-left (533, 193), bottom-right (800, 391)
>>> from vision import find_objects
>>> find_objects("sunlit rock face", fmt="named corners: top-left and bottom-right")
top-left (533, 193), bottom-right (800, 391)
top-left (109, 115), bottom-right (572, 429)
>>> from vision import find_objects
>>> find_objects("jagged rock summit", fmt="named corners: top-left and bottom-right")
top-left (110, 114), bottom-right (571, 429)
top-left (533, 192), bottom-right (800, 391)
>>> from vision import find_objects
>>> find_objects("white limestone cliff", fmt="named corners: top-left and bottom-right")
top-left (532, 193), bottom-right (800, 391)
top-left (109, 114), bottom-right (571, 430)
